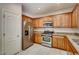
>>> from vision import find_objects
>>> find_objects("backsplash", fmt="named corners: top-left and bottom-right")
top-left (34, 28), bottom-right (79, 33)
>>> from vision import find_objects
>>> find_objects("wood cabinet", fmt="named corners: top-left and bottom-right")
top-left (32, 4), bottom-right (79, 28)
top-left (72, 7), bottom-right (78, 28)
top-left (34, 32), bottom-right (42, 44)
top-left (53, 15), bottom-right (61, 28)
top-left (52, 35), bottom-right (78, 54)
top-left (38, 19), bottom-right (43, 27)
top-left (32, 19), bottom-right (39, 28)
top-left (62, 13), bottom-right (72, 28)
top-left (33, 33), bottom-right (78, 54)
top-left (53, 13), bottom-right (72, 28)
top-left (32, 19), bottom-right (43, 28)
top-left (32, 17), bottom-right (52, 28)
top-left (65, 37), bottom-right (78, 54)
top-left (32, 13), bottom-right (72, 28)
top-left (52, 36), bottom-right (58, 48)
top-left (72, 4), bottom-right (79, 28)
top-left (52, 35), bottom-right (65, 50)
top-left (64, 38), bottom-right (72, 52)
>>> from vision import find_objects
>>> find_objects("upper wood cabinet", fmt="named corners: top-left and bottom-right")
top-left (72, 4), bottom-right (79, 28)
top-left (23, 4), bottom-right (79, 28)
top-left (32, 19), bottom-right (39, 28)
top-left (62, 13), bottom-right (72, 28)
top-left (53, 15), bottom-right (62, 27)
top-left (38, 19), bottom-right (43, 27)
top-left (32, 19), bottom-right (43, 28)
top-left (32, 17), bottom-right (52, 28)
top-left (32, 13), bottom-right (72, 28)
top-left (53, 13), bottom-right (72, 28)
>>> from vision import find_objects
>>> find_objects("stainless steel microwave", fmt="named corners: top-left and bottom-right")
top-left (43, 21), bottom-right (53, 28)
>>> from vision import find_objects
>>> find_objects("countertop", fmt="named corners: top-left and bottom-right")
top-left (34, 28), bottom-right (79, 33)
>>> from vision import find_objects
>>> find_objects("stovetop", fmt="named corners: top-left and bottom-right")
top-left (42, 31), bottom-right (54, 34)
top-left (41, 31), bottom-right (54, 36)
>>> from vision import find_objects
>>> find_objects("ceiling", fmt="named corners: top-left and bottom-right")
top-left (22, 3), bottom-right (76, 18)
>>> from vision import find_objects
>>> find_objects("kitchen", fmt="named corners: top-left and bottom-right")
top-left (21, 3), bottom-right (79, 55)
top-left (0, 3), bottom-right (79, 55)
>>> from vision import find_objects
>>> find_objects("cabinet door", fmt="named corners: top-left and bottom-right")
top-left (52, 36), bottom-right (58, 48)
top-left (34, 32), bottom-right (42, 44)
top-left (52, 36), bottom-right (65, 49)
top-left (34, 32), bottom-right (38, 43)
top-left (64, 38), bottom-right (71, 52)
top-left (32, 20), bottom-right (38, 28)
top-left (68, 39), bottom-right (78, 54)
top-left (61, 13), bottom-right (71, 28)
top-left (32, 33), bottom-right (35, 42)
top-left (72, 8), bottom-right (78, 28)
top-left (34, 20), bottom-right (38, 28)
top-left (64, 37), bottom-right (78, 54)
top-left (57, 36), bottom-right (65, 49)
top-left (32, 20), bottom-right (35, 28)
top-left (53, 13), bottom-right (71, 28)
top-left (38, 19), bottom-right (43, 27)
top-left (33, 19), bottom-right (43, 28)
top-left (38, 33), bottom-right (42, 43)
top-left (53, 15), bottom-right (61, 28)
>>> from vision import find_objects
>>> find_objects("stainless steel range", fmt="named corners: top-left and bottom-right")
top-left (41, 31), bottom-right (54, 47)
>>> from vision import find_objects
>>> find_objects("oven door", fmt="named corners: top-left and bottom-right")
top-left (42, 35), bottom-right (51, 44)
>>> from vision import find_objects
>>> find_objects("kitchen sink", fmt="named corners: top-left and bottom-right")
top-left (72, 39), bottom-right (79, 45)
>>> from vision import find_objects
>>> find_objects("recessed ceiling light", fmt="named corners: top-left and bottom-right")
top-left (38, 8), bottom-right (41, 10)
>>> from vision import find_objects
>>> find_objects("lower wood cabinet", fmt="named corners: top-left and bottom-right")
top-left (52, 35), bottom-right (78, 55)
top-left (33, 33), bottom-right (78, 55)
top-left (34, 32), bottom-right (42, 44)
top-left (65, 37), bottom-right (78, 54)
top-left (52, 36), bottom-right (58, 48)
top-left (52, 35), bottom-right (65, 50)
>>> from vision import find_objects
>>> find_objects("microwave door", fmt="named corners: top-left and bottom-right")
top-left (43, 22), bottom-right (53, 27)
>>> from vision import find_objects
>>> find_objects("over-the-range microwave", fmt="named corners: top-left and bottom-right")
top-left (43, 21), bottom-right (53, 28)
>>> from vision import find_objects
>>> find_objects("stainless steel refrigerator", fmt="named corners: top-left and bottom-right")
top-left (22, 21), bottom-right (33, 50)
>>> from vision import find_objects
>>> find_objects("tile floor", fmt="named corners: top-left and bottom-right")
top-left (17, 44), bottom-right (69, 55)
